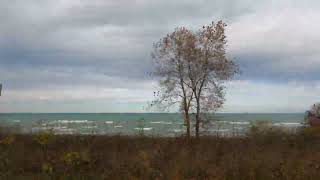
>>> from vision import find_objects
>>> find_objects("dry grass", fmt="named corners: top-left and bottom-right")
top-left (0, 127), bottom-right (320, 179)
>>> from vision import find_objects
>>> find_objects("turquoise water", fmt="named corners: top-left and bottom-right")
top-left (0, 113), bottom-right (305, 136)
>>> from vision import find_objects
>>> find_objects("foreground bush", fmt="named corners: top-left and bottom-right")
top-left (0, 129), bottom-right (320, 179)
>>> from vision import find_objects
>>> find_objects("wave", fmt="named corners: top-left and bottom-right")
top-left (170, 129), bottom-right (185, 133)
top-left (229, 121), bottom-right (250, 125)
top-left (273, 122), bottom-right (304, 127)
top-left (233, 127), bottom-right (244, 130)
top-left (149, 121), bottom-right (172, 125)
top-left (55, 128), bottom-right (74, 132)
top-left (134, 127), bottom-right (153, 131)
top-left (215, 121), bottom-right (229, 124)
top-left (32, 126), bottom-right (75, 132)
top-left (84, 126), bottom-right (98, 129)
top-left (49, 120), bottom-right (94, 124)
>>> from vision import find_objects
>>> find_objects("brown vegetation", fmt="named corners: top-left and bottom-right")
top-left (0, 127), bottom-right (320, 179)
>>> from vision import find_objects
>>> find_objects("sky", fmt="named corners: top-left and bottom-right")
top-left (0, 0), bottom-right (320, 113)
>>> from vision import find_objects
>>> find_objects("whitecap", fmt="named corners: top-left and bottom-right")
top-left (56, 128), bottom-right (74, 132)
top-left (53, 126), bottom-right (68, 130)
top-left (232, 127), bottom-right (244, 130)
top-left (150, 121), bottom-right (172, 125)
top-left (216, 121), bottom-right (229, 124)
top-left (134, 127), bottom-right (153, 131)
top-left (273, 122), bottom-right (304, 127)
top-left (170, 129), bottom-right (185, 133)
top-left (149, 121), bottom-right (162, 124)
top-left (84, 126), bottom-right (98, 129)
top-left (229, 121), bottom-right (250, 125)
top-left (55, 120), bottom-right (94, 124)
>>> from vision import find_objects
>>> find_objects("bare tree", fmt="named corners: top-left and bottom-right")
top-left (151, 21), bottom-right (239, 138)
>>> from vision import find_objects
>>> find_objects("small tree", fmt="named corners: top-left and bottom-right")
top-left (310, 103), bottom-right (320, 117)
top-left (151, 21), bottom-right (238, 138)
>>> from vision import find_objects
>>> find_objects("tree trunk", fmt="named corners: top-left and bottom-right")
top-left (180, 78), bottom-right (191, 138)
top-left (195, 98), bottom-right (200, 139)
top-left (184, 110), bottom-right (190, 138)
top-left (182, 97), bottom-right (190, 138)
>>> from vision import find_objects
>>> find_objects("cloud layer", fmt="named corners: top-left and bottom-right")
top-left (0, 0), bottom-right (320, 112)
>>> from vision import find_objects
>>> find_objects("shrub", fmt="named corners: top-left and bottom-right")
top-left (248, 120), bottom-right (273, 135)
top-left (41, 162), bottom-right (53, 174)
top-left (61, 150), bottom-right (91, 173)
top-left (62, 151), bottom-right (81, 166)
top-left (34, 131), bottom-right (55, 146)
top-left (0, 135), bottom-right (15, 146)
top-left (301, 127), bottom-right (320, 137)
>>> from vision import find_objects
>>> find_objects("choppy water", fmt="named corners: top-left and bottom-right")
top-left (0, 113), bottom-right (306, 136)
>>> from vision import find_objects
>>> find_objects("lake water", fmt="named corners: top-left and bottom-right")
top-left (0, 113), bottom-right (306, 136)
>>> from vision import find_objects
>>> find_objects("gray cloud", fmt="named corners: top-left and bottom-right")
top-left (0, 0), bottom-right (320, 112)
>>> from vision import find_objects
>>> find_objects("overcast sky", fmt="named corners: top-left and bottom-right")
top-left (0, 0), bottom-right (319, 113)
